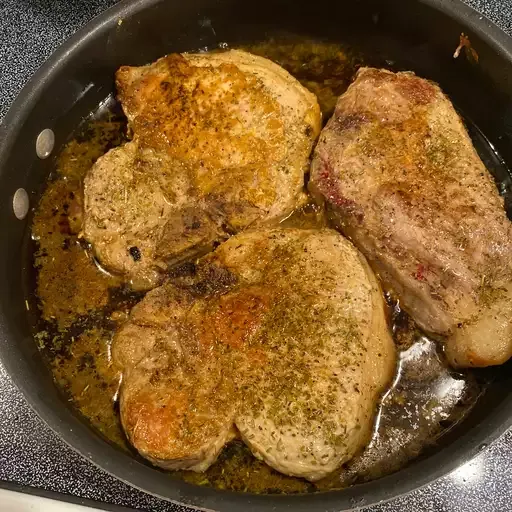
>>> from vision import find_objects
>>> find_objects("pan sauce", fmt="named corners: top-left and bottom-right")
top-left (30, 40), bottom-right (494, 494)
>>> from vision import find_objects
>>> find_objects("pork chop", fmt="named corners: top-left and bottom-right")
top-left (310, 67), bottom-right (512, 367)
top-left (83, 50), bottom-right (321, 289)
top-left (113, 228), bottom-right (395, 480)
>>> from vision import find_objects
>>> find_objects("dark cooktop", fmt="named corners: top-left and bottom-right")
top-left (0, 0), bottom-right (511, 510)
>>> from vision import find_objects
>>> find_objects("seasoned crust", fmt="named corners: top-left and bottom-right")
top-left (84, 50), bottom-right (321, 290)
top-left (113, 228), bottom-right (395, 480)
top-left (310, 67), bottom-right (512, 367)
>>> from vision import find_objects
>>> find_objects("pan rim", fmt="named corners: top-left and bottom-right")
top-left (0, 0), bottom-right (511, 510)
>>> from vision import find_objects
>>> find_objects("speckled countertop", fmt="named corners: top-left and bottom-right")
top-left (0, 0), bottom-right (512, 511)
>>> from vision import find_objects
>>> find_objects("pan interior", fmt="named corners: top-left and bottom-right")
top-left (25, 36), bottom-right (512, 495)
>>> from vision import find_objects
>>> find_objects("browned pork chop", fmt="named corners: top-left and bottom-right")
top-left (113, 228), bottom-right (395, 480)
top-left (83, 50), bottom-right (321, 289)
top-left (310, 67), bottom-right (512, 367)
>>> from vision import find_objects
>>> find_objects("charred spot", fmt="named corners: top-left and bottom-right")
top-left (189, 280), bottom-right (209, 296)
top-left (62, 238), bottom-right (71, 251)
top-left (129, 246), bottom-right (142, 262)
top-left (168, 260), bottom-right (197, 278)
top-left (206, 265), bottom-right (237, 289)
top-left (190, 265), bottom-right (237, 297)
top-left (305, 124), bottom-right (314, 137)
top-left (191, 219), bottom-right (201, 230)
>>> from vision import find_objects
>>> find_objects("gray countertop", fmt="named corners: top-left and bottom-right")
top-left (0, 0), bottom-right (511, 510)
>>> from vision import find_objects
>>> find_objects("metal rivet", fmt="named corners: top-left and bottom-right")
top-left (36, 128), bottom-right (55, 159)
top-left (13, 188), bottom-right (29, 220)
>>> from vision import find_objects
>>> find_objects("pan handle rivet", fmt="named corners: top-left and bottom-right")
top-left (13, 188), bottom-right (29, 220)
top-left (36, 128), bottom-right (55, 159)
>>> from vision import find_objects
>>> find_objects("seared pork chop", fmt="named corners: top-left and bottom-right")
top-left (310, 67), bottom-right (512, 367)
top-left (84, 50), bottom-right (321, 289)
top-left (113, 228), bottom-right (395, 480)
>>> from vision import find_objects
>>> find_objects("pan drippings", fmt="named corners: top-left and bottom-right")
top-left (30, 40), bottom-right (490, 494)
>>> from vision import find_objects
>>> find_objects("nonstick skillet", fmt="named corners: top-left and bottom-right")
top-left (0, 0), bottom-right (511, 510)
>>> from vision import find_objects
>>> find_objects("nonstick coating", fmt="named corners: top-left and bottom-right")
top-left (0, 0), bottom-right (511, 510)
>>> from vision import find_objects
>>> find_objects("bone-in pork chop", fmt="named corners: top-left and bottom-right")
top-left (310, 67), bottom-right (512, 367)
top-left (83, 50), bottom-right (321, 289)
top-left (113, 228), bottom-right (395, 480)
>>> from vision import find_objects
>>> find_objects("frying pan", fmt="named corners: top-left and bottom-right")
top-left (0, 0), bottom-right (511, 510)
